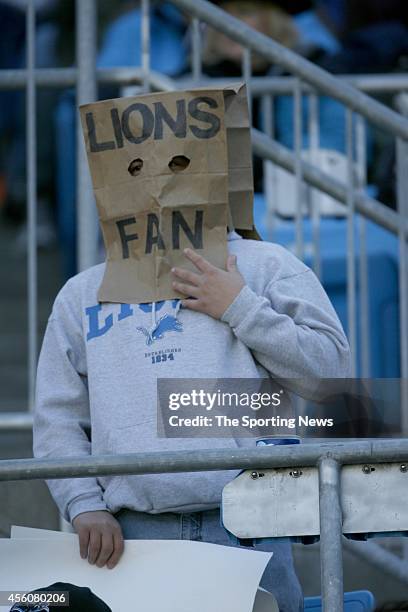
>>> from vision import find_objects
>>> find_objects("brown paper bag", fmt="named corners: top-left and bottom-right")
top-left (80, 89), bottom-right (231, 304)
top-left (223, 83), bottom-right (254, 231)
top-left (182, 83), bottom-right (254, 231)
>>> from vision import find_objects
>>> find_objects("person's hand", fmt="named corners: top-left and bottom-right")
top-left (171, 248), bottom-right (245, 319)
top-left (72, 510), bottom-right (124, 569)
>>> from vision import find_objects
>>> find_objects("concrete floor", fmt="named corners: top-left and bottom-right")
top-left (1, 217), bottom-right (407, 607)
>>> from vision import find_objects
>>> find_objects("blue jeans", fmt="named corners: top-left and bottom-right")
top-left (115, 509), bottom-right (303, 612)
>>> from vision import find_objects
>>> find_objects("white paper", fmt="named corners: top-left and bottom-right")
top-left (11, 526), bottom-right (72, 539)
top-left (0, 537), bottom-right (271, 612)
top-left (10, 527), bottom-right (278, 611)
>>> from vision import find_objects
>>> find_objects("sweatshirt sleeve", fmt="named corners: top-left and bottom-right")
top-left (33, 285), bottom-right (108, 523)
top-left (221, 269), bottom-right (351, 399)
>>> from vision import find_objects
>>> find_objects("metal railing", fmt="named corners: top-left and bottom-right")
top-left (1, 440), bottom-right (408, 611)
top-left (1, 0), bottom-right (407, 416)
top-left (1, 68), bottom-right (408, 93)
top-left (1, 1), bottom-right (408, 611)
top-left (170, 0), bottom-right (408, 385)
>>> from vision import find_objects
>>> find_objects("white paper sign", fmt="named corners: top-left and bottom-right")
top-left (0, 536), bottom-right (271, 612)
top-left (11, 526), bottom-right (72, 539)
top-left (10, 527), bottom-right (278, 611)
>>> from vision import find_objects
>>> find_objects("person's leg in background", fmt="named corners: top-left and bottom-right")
top-left (4, 19), bottom-right (59, 247)
top-left (0, 3), bottom-right (25, 221)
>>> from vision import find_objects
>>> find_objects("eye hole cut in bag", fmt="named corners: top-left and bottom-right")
top-left (128, 158), bottom-right (143, 176)
top-left (168, 155), bottom-right (190, 172)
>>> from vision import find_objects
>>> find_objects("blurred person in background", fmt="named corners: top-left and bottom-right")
top-left (0, 2), bottom-right (25, 173)
top-left (197, 0), bottom-right (405, 207)
top-left (193, 0), bottom-right (343, 191)
top-left (0, 0), bottom-right (132, 252)
top-left (318, 0), bottom-right (408, 73)
top-left (201, 1), bottom-right (300, 75)
top-left (317, 0), bottom-right (408, 208)
top-left (199, 0), bottom-right (341, 78)
top-left (0, 0), bottom-right (59, 247)
top-left (53, 1), bottom-right (188, 278)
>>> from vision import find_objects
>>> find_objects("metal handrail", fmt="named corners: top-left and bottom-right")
top-left (1, 440), bottom-right (408, 481)
top-left (181, 74), bottom-right (408, 95)
top-left (1, 437), bottom-right (408, 611)
top-left (252, 129), bottom-right (408, 239)
top-left (1, 441), bottom-right (408, 611)
top-left (1, 68), bottom-right (408, 95)
top-left (0, 413), bottom-right (33, 430)
top-left (171, 0), bottom-right (408, 141)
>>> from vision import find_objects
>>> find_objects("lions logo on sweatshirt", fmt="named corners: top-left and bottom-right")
top-left (136, 314), bottom-right (183, 346)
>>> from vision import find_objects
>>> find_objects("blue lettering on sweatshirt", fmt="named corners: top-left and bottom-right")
top-left (118, 303), bottom-right (134, 321)
top-left (86, 300), bottom-right (180, 341)
top-left (86, 305), bottom-right (113, 340)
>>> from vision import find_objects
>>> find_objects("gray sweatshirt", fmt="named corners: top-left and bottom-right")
top-left (33, 232), bottom-right (350, 522)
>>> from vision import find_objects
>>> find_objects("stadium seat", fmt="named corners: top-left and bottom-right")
top-left (253, 193), bottom-right (399, 378)
top-left (304, 590), bottom-right (376, 611)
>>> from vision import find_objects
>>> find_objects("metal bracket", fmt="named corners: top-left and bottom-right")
top-left (222, 463), bottom-right (408, 539)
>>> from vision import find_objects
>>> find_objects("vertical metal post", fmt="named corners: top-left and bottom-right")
top-left (293, 82), bottom-right (309, 425)
top-left (294, 78), bottom-right (304, 260)
top-left (309, 91), bottom-right (321, 278)
top-left (192, 18), bottom-right (202, 83)
top-left (356, 115), bottom-right (370, 377)
top-left (242, 48), bottom-right (252, 123)
top-left (261, 94), bottom-right (276, 240)
top-left (26, 0), bottom-right (37, 409)
top-left (141, 0), bottom-right (151, 93)
top-left (346, 108), bottom-right (357, 376)
top-left (319, 458), bottom-right (344, 612)
top-left (76, 0), bottom-right (98, 272)
top-left (396, 138), bottom-right (408, 430)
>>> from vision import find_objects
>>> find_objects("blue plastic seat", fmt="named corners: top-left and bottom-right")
top-left (253, 193), bottom-right (399, 378)
top-left (304, 590), bottom-right (376, 611)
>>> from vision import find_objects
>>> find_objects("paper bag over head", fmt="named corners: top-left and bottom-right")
top-left (80, 84), bottom-right (255, 304)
